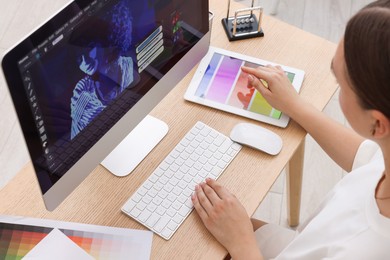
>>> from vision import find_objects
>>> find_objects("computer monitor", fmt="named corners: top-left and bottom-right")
top-left (2, 0), bottom-right (210, 210)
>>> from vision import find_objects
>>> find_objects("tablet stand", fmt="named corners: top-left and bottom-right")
top-left (222, 0), bottom-right (264, 41)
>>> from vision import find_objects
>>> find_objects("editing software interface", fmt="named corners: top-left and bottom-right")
top-left (17, 0), bottom-right (206, 193)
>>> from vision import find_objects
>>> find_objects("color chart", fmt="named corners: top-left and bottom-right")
top-left (0, 216), bottom-right (152, 260)
top-left (195, 53), bottom-right (296, 119)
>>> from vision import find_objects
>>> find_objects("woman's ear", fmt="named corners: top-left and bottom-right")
top-left (371, 110), bottom-right (390, 138)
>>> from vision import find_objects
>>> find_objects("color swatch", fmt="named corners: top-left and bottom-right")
top-left (195, 53), bottom-right (296, 119)
top-left (0, 223), bottom-right (52, 260)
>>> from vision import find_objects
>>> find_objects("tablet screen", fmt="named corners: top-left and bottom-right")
top-left (193, 53), bottom-right (295, 119)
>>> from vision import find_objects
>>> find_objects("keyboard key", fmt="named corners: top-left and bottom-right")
top-left (203, 150), bottom-right (213, 158)
top-left (217, 161), bottom-right (228, 169)
top-left (153, 197), bottom-right (163, 206)
top-left (170, 150), bottom-right (180, 159)
top-left (158, 189), bottom-right (169, 199)
top-left (175, 144), bottom-right (185, 153)
top-left (136, 201), bottom-right (147, 211)
top-left (166, 208), bottom-right (176, 217)
top-left (175, 157), bottom-right (185, 166)
top-left (200, 127), bottom-right (211, 136)
top-left (167, 193), bottom-right (177, 202)
top-left (153, 182), bottom-right (163, 191)
top-left (165, 169), bottom-right (175, 178)
top-left (146, 213), bottom-right (160, 227)
top-left (161, 200), bottom-right (172, 209)
top-left (173, 213), bottom-right (184, 224)
top-left (121, 122), bottom-right (241, 240)
top-left (209, 129), bottom-right (218, 138)
top-left (182, 188), bottom-right (193, 197)
top-left (139, 210), bottom-right (152, 222)
top-left (131, 193), bottom-right (142, 202)
top-left (219, 139), bottom-right (233, 153)
top-left (232, 143), bottom-right (241, 151)
top-left (122, 200), bottom-right (136, 213)
top-left (159, 176), bottom-right (169, 185)
top-left (137, 187), bottom-right (148, 196)
top-left (169, 177), bottom-right (180, 186)
top-left (159, 162), bottom-right (170, 171)
top-left (188, 168), bottom-right (198, 177)
top-left (149, 174), bottom-right (159, 183)
top-left (162, 228), bottom-right (173, 239)
top-left (208, 157), bottom-right (218, 166)
top-left (130, 208), bottom-right (141, 218)
top-left (166, 156), bottom-right (175, 165)
top-left (172, 200), bottom-right (182, 211)
top-left (143, 181), bottom-right (153, 190)
top-left (203, 163), bottom-right (213, 172)
top-left (208, 144), bottom-right (218, 153)
top-left (178, 180), bottom-right (187, 189)
top-left (154, 215), bottom-right (171, 232)
top-left (178, 205), bottom-right (191, 217)
top-left (163, 183), bottom-right (174, 192)
top-left (195, 122), bottom-right (204, 130)
top-left (210, 167), bottom-right (222, 178)
top-left (146, 203), bottom-right (157, 212)
top-left (154, 168), bottom-right (165, 177)
top-left (172, 186), bottom-right (182, 196)
top-left (167, 220), bottom-right (178, 231)
top-left (213, 151), bottom-right (223, 160)
top-left (222, 154), bottom-right (232, 163)
top-left (177, 195), bottom-right (187, 204)
top-left (156, 206), bottom-right (167, 216)
top-left (148, 188), bottom-right (158, 198)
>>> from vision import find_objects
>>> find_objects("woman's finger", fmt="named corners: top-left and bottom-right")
top-left (195, 183), bottom-right (214, 213)
top-left (248, 74), bottom-right (271, 97)
top-left (241, 65), bottom-right (274, 82)
top-left (201, 182), bottom-right (221, 205)
top-left (192, 189), bottom-right (208, 220)
top-left (275, 65), bottom-right (283, 71)
top-left (205, 178), bottom-right (232, 199)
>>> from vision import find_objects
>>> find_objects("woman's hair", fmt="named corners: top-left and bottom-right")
top-left (344, 0), bottom-right (390, 118)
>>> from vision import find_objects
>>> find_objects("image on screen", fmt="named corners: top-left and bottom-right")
top-left (194, 53), bottom-right (295, 119)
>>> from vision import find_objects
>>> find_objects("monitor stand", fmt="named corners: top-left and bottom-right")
top-left (101, 115), bottom-right (169, 177)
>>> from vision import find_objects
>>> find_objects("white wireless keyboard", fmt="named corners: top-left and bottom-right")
top-left (121, 121), bottom-right (242, 240)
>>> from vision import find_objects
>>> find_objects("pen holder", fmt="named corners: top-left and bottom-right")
top-left (222, 0), bottom-right (264, 41)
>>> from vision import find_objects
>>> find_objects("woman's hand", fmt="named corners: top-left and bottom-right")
top-left (241, 65), bottom-right (302, 117)
top-left (192, 178), bottom-right (262, 260)
top-left (242, 64), bottom-right (365, 172)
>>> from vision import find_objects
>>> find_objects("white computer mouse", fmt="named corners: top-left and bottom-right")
top-left (230, 123), bottom-right (283, 155)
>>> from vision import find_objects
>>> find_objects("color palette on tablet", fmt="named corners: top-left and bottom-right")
top-left (194, 53), bottom-right (295, 119)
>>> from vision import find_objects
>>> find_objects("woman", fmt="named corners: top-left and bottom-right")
top-left (191, 0), bottom-right (390, 259)
top-left (70, 1), bottom-right (135, 139)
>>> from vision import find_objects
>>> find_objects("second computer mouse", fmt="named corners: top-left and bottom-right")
top-left (230, 123), bottom-right (283, 155)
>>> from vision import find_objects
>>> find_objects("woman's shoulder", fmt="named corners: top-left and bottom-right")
top-left (351, 140), bottom-right (382, 170)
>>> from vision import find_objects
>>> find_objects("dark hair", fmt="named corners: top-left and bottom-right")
top-left (344, 0), bottom-right (390, 119)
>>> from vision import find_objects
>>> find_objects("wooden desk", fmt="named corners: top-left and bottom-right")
top-left (0, 1), bottom-right (337, 259)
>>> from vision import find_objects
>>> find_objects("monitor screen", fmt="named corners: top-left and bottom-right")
top-left (2, 0), bottom-right (209, 210)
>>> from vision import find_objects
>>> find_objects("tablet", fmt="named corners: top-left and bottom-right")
top-left (184, 47), bottom-right (305, 128)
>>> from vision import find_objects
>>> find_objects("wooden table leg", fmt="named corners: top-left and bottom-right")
top-left (286, 140), bottom-right (305, 227)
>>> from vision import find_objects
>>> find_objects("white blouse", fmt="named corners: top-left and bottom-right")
top-left (255, 140), bottom-right (390, 259)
